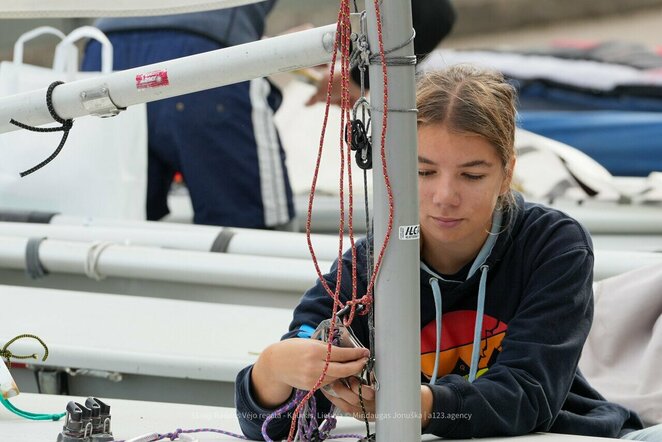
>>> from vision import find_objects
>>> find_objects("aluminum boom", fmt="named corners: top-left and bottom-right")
top-left (0, 25), bottom-right (335, 134)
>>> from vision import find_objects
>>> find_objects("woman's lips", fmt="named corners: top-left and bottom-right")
top-left (431, 216), bottom-right (462, 228)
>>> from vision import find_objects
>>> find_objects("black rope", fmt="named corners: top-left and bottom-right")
top-left (10, 81), bottom-right (74, 177)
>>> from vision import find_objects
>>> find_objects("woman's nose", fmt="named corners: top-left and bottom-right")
top-left (431, 177), bottom-right (460, 207)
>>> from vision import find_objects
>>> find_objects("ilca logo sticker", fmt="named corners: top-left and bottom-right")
top-left (399, 224), bottom-right (420, 240)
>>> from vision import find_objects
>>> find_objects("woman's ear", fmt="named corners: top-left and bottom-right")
top-left (500, 157), bottom-right (516, 195)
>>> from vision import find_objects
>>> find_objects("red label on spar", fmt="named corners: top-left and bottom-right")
top-left (136, 70), bottom-right (169, 89)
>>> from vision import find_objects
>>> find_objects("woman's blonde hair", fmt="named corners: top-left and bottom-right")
top-left (416, 64), bottom-right (517, 211)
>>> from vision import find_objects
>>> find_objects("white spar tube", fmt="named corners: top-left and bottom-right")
top-left (0, 236), bottom-right (331, 292)
top-left (0, 25), bottom-right (336, 134)
top-left (553, 202), bottom-right (662, 234)
top-left (296, 193), bottom-right (662, 235)
top-left (0, 221), bottom-right (344, 261)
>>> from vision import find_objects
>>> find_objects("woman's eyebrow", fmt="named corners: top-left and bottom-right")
top-left (417, 156), bottom-right (495, 168)
top-left (459, 160), bottom-right (493, 168)
top-left (417, 155), bottom-right (435, 165)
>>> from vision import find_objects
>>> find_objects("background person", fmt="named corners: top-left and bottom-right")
top-left (82, 2), bottom-right (295, 228)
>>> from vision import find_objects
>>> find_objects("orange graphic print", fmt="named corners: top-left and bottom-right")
top-left (421, 310), bottom-right (507, 380)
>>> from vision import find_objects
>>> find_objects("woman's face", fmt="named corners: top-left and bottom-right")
top-left (417, 124), bottom-right (513, 255)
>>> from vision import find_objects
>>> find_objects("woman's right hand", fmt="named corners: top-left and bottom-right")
top-left (251, 338), bottom-right (370, 409)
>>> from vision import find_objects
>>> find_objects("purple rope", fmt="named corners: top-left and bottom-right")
top-left (319, 413), bottom-right (338, 438)
top-left (114, 428), bottom-right (363, 442)
top-left (113, 391), bottom-right (346, 442)
top-left (112, 427), bottom-right (249, 442)
top-left (298, 395), bottom-right (320, 440)
top-left (154, 428), bottom-right (248, 440)
top-left (116, 429), bottom-right (363, 442)
top-left (261, 389), bottom-right (307, 441)
top-left (262, 387), bottom-right (345, 442)
top-left (302, 399), bottom-right (338, 440)
top-left (109, 382), bottom-right (351, 442)
top-left (297, 398), bottom-right (314, 439)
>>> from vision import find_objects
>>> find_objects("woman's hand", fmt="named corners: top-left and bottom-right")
top-left (322, 381), bottom-right (436, 430)
top-left (421, 384), bottom-right (433, 429)
top-left (322, 376), bottom-right (376, 421)
top-left (304, 67), bottom-right (363, 107)
top-left (251, 338), bottom-right (370, 408)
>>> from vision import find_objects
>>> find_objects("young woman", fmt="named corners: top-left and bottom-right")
top-left (235, 65), bottom-right (655, 440)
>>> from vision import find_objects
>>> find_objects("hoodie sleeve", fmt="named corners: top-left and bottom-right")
top-left (285, 239), bottom-right (370, 342)
top-left (235, 240), bottom-right (370, 440)
top-left (425, 225), bottom-right (595, 437)
top-left (235, 365), bottom-right (297, 441)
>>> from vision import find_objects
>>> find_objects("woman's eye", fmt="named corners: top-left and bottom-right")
top-left (418, 170), bottom-right (434, 177)
top-left (463, 174), bottom-right (485, 181)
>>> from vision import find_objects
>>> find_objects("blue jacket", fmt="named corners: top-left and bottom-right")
top-left (235, 193), bottom-right (643, 440)
top-left (95, 1), bottom-right (276, 47)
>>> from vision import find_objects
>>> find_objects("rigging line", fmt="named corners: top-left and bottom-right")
top-left (352, 11), bottom-right (375, 437)
top-left (296, 0), bottom-right (393, 438)
top-left (340, 0), bottom-right (360, 327)
top-left (294, 3), bottom-right (355, 439)
top-left (345, 0), bottom-right (399, 325)
top-left (350, 29), bottom-right (416, 70)
top-left (305, 2), bottom-right (346, 309)
top-left (368, 30), bottom-right (416, 59)
top-left (262, 390), bottom-right (304, 441)
top-left (10, 81), bottom-right (74, 177)
top-left (287, 303), bottom-right (343, 441)
top-left (357, 379), bottom-right (371, 437)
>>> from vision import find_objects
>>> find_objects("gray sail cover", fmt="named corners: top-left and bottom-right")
top-left (0, 0), bottom-right (263, 18)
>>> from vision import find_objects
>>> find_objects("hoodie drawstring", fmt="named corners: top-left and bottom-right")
top-left (425, 210), bottom-right (502, 385)
top-left (468, 264), bottom-right (489, 383)
top-left (429, 277), bottom-right (442, 385)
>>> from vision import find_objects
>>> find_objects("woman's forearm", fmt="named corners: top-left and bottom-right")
top-left (251, 344), bottom-right (294, 409)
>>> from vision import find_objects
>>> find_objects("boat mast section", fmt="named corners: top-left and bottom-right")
top-left (366, 0), bottom-right (422, 441)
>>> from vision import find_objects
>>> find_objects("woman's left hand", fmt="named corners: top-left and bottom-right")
top-left (321, 376), bottom-right (376, 421)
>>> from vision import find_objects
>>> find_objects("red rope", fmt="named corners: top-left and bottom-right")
top-left (294, 0), bottom-right (394, 439)
top-left (294, 2), bottom-right (353, 440)
top-left (339, 0), bottom-right (359, 329)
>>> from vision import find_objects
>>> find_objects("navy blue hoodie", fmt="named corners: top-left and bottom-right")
top-left (235, 193), bottom-right (643, 440)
